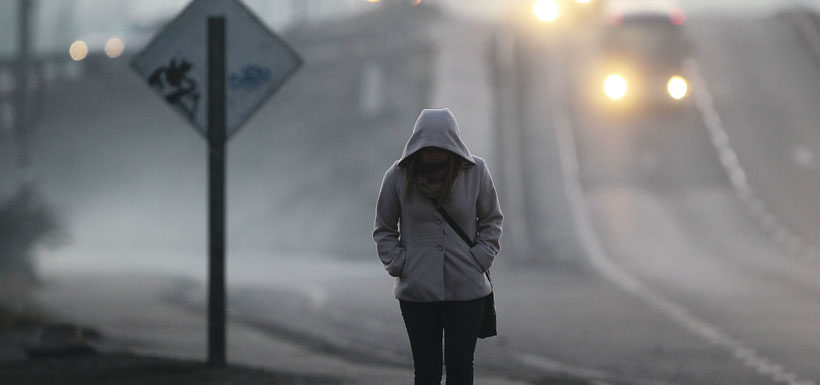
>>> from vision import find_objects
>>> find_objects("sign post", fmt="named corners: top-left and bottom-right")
top-left (206, 16), bottom-right (227, 368)
top-left (131, 0), bottom-right (302, 367)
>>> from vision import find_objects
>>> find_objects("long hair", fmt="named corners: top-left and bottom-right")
top-left (403, 151), bottom-right (464, 207)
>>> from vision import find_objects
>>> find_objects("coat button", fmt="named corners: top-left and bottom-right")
top-left (436, 244), bottom-right (443, 251)
top-left (434, 218), bottom-right (442, 225)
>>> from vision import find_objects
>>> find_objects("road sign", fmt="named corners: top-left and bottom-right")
top-left (129, 0), bottom-right (302, 368)
top-left (131, 0), bottom-right (302, 139)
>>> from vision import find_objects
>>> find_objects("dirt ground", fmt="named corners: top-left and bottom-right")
top-left (0, 305), bottom-right (339, 385)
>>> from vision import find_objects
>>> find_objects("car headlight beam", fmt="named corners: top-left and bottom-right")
top-left (667, 75), bottom-right (688, 100)
top-left (604, 74), bottom-right (627, 100)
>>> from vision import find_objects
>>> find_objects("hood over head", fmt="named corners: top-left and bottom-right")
top-left (398, 108), bottom-right (476, 167)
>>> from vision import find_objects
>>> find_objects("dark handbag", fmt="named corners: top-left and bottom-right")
top-left (431, 199), bottom-right (498, 339)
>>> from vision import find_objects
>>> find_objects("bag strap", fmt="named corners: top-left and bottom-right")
top-left (431, 198), bottom-right (475, 247)
top-left (430, 199), bottom-right (492, 286)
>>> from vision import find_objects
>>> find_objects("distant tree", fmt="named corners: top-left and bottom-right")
top-left (0, 187), bottom-right (64, 281)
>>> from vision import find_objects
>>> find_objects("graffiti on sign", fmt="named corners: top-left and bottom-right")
top-left (228, 65), bottom-right (272, 92)
top-left (148, 57), bottom-right (201, 120)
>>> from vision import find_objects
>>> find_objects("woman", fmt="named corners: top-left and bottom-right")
top-left (373, 108), bottom-right (503, 385)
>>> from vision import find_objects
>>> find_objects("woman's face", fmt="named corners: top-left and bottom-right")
top-left (419, 147), bottom-right (450, 164)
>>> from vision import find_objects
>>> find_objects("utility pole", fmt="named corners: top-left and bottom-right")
top-left (206, 16), bottom-right (227, 368)
top-left (15, 0), bottom-right (33, 188)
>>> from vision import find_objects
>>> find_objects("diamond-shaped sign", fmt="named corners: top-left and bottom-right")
top-left (131, 0), bottom-right (302, 139)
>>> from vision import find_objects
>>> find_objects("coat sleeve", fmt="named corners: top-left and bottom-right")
top-left (373, 166), bottom-right (406, 277)
top-left (470, 160), bottom-right (503, 272)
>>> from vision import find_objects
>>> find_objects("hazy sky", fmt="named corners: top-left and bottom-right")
top-left (456, 0), bottom-right (814, 18)
top-left (1, 0), bottom-right (812, 59)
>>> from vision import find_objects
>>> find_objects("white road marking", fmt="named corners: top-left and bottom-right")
top-left (684, 58), bottom-right (820, 263)
top-left (517, 353), bottom-right (675, 385)
top-left (549, 48), bottom-right (818, 385)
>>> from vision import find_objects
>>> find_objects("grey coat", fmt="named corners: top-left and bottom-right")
top-left (373, 108), bottom-right (503, 302)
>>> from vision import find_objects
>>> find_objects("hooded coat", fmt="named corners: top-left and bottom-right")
top-left (373, 108), bottom-right (503, 302)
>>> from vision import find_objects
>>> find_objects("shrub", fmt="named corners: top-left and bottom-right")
top-left (0, 187), bottom-right (64, 281)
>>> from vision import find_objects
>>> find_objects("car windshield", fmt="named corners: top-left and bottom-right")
top-left (605, 15), bottom-right (685, 58)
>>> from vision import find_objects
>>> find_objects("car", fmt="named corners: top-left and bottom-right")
top-left (596, 0), bottom-right (693, 107)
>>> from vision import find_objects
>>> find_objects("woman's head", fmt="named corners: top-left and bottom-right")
top-left (397, 108), bottom-right (476, 169)
top-left (397, 108), bottom-right (476, 206)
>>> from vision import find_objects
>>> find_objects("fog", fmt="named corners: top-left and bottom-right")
top-left (3, 1), bottom-right (820, 384)
top-left (1, 0), bottom-right (811, 279)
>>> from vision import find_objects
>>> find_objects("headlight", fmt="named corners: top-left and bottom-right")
top-left (667, 75), bottom-right (688, 100)
top-left (604, 74), bottom-right (627, 100)
top-left (534, 0), bottom-right (559, 22)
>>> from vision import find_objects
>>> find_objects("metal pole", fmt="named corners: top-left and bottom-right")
top-left (15, 0), bottom-right (32, 187)
top-left (207, 16), bottom-right (227, 368)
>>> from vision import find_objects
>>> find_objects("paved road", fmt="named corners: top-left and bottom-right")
top-left (687, 13), bottom-right (820, 256)
top-left (538, 9), bottom-right (820, 385)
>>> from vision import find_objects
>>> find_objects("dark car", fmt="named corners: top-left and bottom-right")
top-left (596, 1), bottom-right (693, 106)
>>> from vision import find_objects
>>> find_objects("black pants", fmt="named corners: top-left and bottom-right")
top-left (399, 297), bottom-right (485, 385)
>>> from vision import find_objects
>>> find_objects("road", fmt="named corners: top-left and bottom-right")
top-left (531, 9), bottom-right (820, 385)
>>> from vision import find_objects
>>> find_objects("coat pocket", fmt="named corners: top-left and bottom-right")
top-left (469, 243), bottom-right (494, 273)
top-left (385, 248), bottom-right (406, 277)
top-left (448, 239), bottom-right (492, 299)
top-left (400, 238), bottom-right (444, 301)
